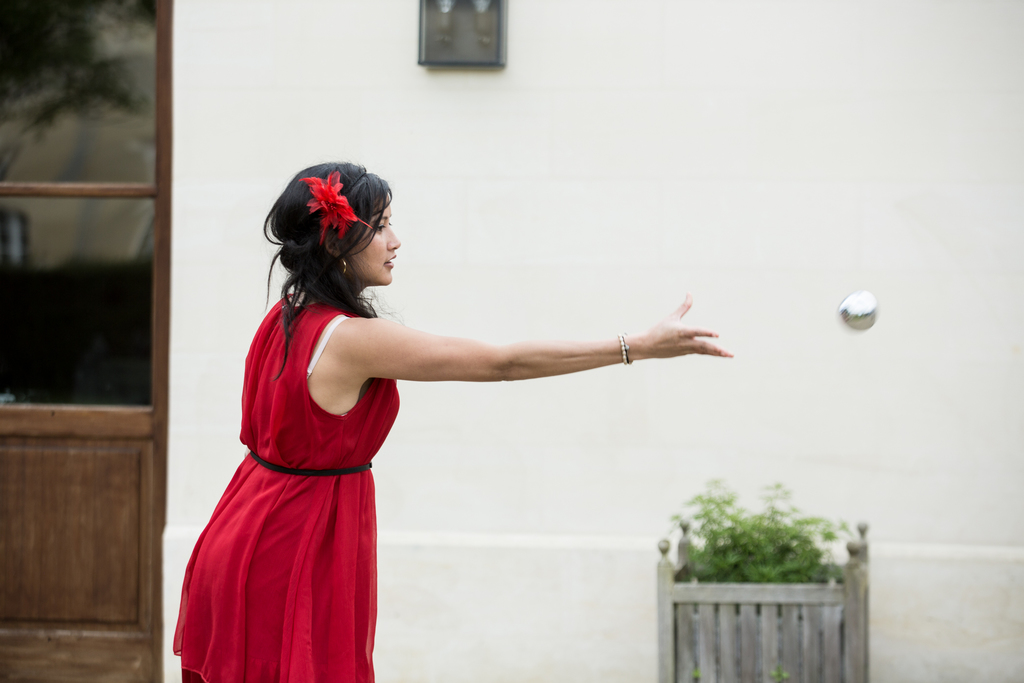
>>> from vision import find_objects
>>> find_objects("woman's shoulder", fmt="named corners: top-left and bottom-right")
top-left (249, 300), bottom-right (363, 354)
top-left (261, 299), bottom-right (358, 327)
top-left (305, 301), bottom-right (360, 319)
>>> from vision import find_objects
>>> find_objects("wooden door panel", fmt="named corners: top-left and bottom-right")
top-left (1, 441), bottom-right (144, 623)
top-left (0, 436), bottom-right (155, 681)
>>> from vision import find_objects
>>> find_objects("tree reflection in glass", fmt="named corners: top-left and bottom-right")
top-left (0, 0), bottom-right (156, 183)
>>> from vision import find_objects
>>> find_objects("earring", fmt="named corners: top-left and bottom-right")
top-left (342, 259), bottom-right (348, 275)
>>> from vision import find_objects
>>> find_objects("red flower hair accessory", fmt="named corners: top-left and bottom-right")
top-left (300, 171), bottom-right (371, 244)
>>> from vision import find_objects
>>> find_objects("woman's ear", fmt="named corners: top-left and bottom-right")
top-left (323, 233), bottom-right (343, 258)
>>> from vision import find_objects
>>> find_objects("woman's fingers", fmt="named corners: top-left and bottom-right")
top-left (679, 327), bottom-right (720, 339)
top-left (672, 293), bottom-right (694, 319)
top-left (697, 341), bottom-right (734, 358)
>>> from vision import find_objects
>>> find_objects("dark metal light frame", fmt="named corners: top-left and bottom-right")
top-left (418, 0), bottom-right (507, 68)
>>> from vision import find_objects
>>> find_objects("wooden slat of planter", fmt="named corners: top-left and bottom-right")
top-left (676, 604), bottom-right (696, 683)
top-left (720, 604), bottom-right (737, 683)
top-left (822, 605), bottom-right (842, 683)
top-left (739, 604), bottom-right (757, 683)
top-left (844, 555), bottom-right (868, 683)
top-left (781, 605), bottom-right (799, 681)
top-left (802, 605), bottom-right (822, 683)
top-left (673, 584), bottom-right (843, 605)
top-left (659, 554), bottom-right (676, 683)
top-left (699, 604), bottom-right (716, 682)
top-left (760, 604), bottom-right (778, 683)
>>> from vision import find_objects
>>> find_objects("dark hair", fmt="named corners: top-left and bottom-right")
top-left (264, 161), bottom-right (392, 371)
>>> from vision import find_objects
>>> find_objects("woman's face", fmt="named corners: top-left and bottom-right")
top-left (348, 203), bottom-right (399, 287)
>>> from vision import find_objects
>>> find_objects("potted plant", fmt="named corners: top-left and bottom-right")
top-left (657, 481), bottom-right (868, 683)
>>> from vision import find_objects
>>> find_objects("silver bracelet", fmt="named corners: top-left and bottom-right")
top-left (617, 333), bottom-right (632, 365)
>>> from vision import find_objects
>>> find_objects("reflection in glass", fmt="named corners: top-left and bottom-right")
top-left (0, 1), bottom-right (156, 183)
top-left (0, 198), bottom-right (153, 405)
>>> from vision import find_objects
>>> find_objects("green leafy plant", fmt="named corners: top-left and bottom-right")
top-left (770, 664), bottom-right (790, 682)
top-left (672, 480), bottom-right (848, 584)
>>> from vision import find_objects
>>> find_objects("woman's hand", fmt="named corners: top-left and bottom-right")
top-left (629, 294), bottom-right (733, 360)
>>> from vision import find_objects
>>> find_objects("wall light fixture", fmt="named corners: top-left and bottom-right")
top-left (419, 0), bottom-right (506, 68)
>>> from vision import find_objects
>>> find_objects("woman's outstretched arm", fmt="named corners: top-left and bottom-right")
top-left (310, 294), bottom-right (731, 410)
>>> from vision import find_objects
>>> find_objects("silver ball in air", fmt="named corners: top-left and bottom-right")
top-left (838, 291), bottom-right (878, 331)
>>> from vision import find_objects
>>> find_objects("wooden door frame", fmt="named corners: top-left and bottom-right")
top-left (0, 0), bottom-right (172, 678)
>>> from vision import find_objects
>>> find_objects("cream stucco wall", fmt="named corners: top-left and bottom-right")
top-left (166, 1), bottom-right (1024, 681)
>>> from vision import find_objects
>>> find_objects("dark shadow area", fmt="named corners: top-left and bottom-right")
top-left (0, 261), bottom-right (151, 404)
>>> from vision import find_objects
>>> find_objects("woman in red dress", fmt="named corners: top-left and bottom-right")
top-left (174, 162), bottom-right (732, 683)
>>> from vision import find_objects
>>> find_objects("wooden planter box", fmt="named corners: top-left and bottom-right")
top-left (657, 524), bottom-right (869, 683)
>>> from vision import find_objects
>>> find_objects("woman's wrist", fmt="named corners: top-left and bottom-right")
top-left (616, 334), bottom-right (632, 365)
top-left (621, 332), bottom-right (647, 362)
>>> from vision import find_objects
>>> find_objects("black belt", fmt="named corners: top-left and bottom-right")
top-left (248, 450), bottom-right (371, 476)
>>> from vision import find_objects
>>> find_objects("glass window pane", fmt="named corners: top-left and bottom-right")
top-left (0, 3), bottom-right (156, 183)
top-left (0, 197), bottom-right (153, 405)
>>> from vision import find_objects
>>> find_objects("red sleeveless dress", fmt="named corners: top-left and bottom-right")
top-left (174, 302), bottom-right (400, 683)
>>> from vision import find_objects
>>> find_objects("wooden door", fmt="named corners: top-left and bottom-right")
top-left (0, 1), bottom-right (172, 680)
